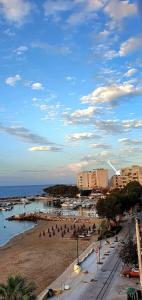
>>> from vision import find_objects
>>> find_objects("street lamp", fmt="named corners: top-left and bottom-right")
top-left (97, 226), bottom-right (102, 265)
top-left (74, 234), bottom-right (81, 274)
top-left (76, 234), bottom-right (79, 265)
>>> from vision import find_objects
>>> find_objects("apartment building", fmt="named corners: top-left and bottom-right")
top-left (77, 169), bottom-right (108, 190)
top-left (77, 171), bottom-right (92, 190)
top-left (111, 175), bottom-right (127, 189)
top-left (121, 165), bottom-right (142, 185)
top-left (111, 165), bottom-right (142, 188)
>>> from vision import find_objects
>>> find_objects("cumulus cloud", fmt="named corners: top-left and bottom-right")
top-left (63, 106), bottom-right (102, 124)
top-left (15, 45), bottom-right (28, 55)
top-left (0, 0), bottom-right (31, 23)
top-left (104, 0), bottom-right (137, 20)
top-left (90, 143), bottom-right (111, 149)
top-left (82, 151), bottom-right (110, 161)
top-left (66, 76), bottom-right (76, 83)
top-left (124, 68), bottom-right (138, 77)
top-left (81, 83), bottom-right (142, 106)
top-left (5, 74), bottom-right (21, 86)
top-left (44, 0), bottom-right (104, 26)
top-left (119, 138), bottom-right (142, 146)
top-left (94, 119), bottom-right (123, 133)
top-left (31, 82), bottom-right (43, 90)
top-left (67, 0), bottom-right (104, 26)
top-left (94, 119), bottom-right (142, 134)
top-left (43, 0), bottom-right (137, 27)
top-left (122, 119), bottom-right (142, 129)
top-left (28, 146), bottom-right (62, 151)
top-left (0, 123), bottom-right (56, 146)
top-left (43, 0), bottom-right (73, 16)
top-left (67, 132), bottom-right (100, 142)
top-left (119, 36), bottom-right (142, 56)
top-left (68, 161), bottom-right (89, 173)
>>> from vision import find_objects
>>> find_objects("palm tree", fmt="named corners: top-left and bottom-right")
top-left (0, 275), bottom-right (36, 300)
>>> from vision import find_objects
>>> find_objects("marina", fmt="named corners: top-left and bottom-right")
top-left (0, 194), bottom-right (99, 247)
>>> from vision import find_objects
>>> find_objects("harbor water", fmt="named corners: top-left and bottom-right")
top-left (0, 185), bottom-right (79, 246)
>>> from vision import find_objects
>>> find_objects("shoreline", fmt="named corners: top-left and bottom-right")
top-left (0, 222), bottom-right (37, 249)
top-left (0, 219), bottom-right (99, 294)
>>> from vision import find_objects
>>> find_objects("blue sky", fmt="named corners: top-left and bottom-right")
top-left (0, 0), bottom-right (142, 186)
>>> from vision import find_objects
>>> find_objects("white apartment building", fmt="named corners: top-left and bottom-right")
top-left (111, 165), bottom-right (142, 188)
top-left (77, 169), bottom-right (108, 190)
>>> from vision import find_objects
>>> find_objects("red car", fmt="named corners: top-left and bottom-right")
top-left (121, 267), bottom-right (139, 278)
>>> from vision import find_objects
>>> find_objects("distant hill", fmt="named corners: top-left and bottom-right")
top-left (43, 184), bottom-right (79, 198)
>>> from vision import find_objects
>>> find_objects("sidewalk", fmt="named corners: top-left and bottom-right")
top-left (106, 261), bottom-right (141, 300)
top-left (38, 225), bottom-right (128, 300)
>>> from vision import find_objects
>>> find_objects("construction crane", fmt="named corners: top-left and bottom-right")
top-left (107, 160), bottom-right (121, 176)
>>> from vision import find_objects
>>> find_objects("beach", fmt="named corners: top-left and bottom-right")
top-left (0, 219), bottom-right (98, 294)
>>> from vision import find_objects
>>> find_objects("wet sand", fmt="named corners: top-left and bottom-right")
top-left (0, 219), bottom-right (98, 294)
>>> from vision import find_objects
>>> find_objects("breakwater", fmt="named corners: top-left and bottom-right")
top-left (7, 212), bottom-right (95, 223)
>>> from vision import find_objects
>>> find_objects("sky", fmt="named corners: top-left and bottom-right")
top-left (0, 0), bottom-right (142, 186)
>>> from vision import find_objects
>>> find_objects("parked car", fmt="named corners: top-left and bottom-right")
top-left (121, 266), bottom-right (139, 278)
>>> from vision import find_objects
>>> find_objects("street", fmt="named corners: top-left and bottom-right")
top-left (38, 222), bottom-right (130, 300)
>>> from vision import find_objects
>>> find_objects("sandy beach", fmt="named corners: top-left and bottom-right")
top-left (0, 219), bottom-right (98, 294)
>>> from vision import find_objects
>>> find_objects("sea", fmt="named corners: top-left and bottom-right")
top-left (0, 184), bottom-right (48, 198)
top-left (0, 184), bottom-right (78, 247)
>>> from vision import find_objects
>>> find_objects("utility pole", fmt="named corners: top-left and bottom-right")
top-left (135, 218), bottom-right (142, 287)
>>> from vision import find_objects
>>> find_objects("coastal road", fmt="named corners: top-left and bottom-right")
top-left (55, 240), bottom-right (122, 300)
top-left (77, 243), bottom-right (122, 300)
top-left (38, 227), bottom-right (128, 300)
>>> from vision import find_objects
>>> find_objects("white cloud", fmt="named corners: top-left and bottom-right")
top-left (124, 68), bottom-right (138, 77)
top-left (66, 76), bottom-right (76, 82)
top-left (63, 106), bottom-right (102, 124)
top-left (90, 143), bottom-right (111, 149)
top-left (31, 82), bottom-right (43, 90)
top-left (68, 161), bottom-right (89, 173)
top-left (5, 74), bottom-right (21, 86)
top-left (44, 0), bottom-right (104, 26)
top-left (104, 49), bottom-right (118, 60)
top-left (39, 104), bottom-right (49, 111)
top-left (67, 0), bottom-right (104, 25)
top-left (122, 120), bottom-right (142, 129)
top-left (98, 30), bottom-right (110, 39)
top-left (119, 138), bottom-right (142, 146)
top-left (81, 83), bottom-right (141, 105)
top-left (0, 123), bottom-right (55, 145)
top-left (15, 45), bottom-right (28, 55)
top-left (94, 119), bottom-right (142, 134)
top-left (119, 36), bottom-right (142, 57)
top-left (28, 146), bottom-right (61, 151)
top-left (67, 132), bottom-right (100, 142)
top-left (0, 0), bottom-right (31, 23)
top-left (43, 0), bottom-right (73, 16)
top-left (104, 0), bottom-right (137, 21)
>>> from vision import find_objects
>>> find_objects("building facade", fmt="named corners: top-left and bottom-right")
top-left (77, 171), bottom-right (92, 190)
top-left (111, 165), bottom-right (142, 189)
top-left (77, 169), bottom-right (108, 190)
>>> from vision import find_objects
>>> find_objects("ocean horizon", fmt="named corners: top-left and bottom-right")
top-left (0, 184), bottom-right (50, 198)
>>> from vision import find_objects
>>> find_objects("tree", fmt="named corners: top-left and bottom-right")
top-left (119, 239), bottom-right (138, 265)
top-left (43, 185), bottom-right (79, 198)
top-left (96, 181), bottom-right (142, 220)
top-left (123, 181), bottom-right (142, 207)
top-left (100, 219), bottom-right (110, 235)
top-left (0, 275), bottom-right (36, 300)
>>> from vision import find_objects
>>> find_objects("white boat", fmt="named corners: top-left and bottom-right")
top-left (21, 198), bottom-right (30, 204)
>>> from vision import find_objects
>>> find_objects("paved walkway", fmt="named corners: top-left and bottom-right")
top-left (38, 224), bottom-right (128, 300)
